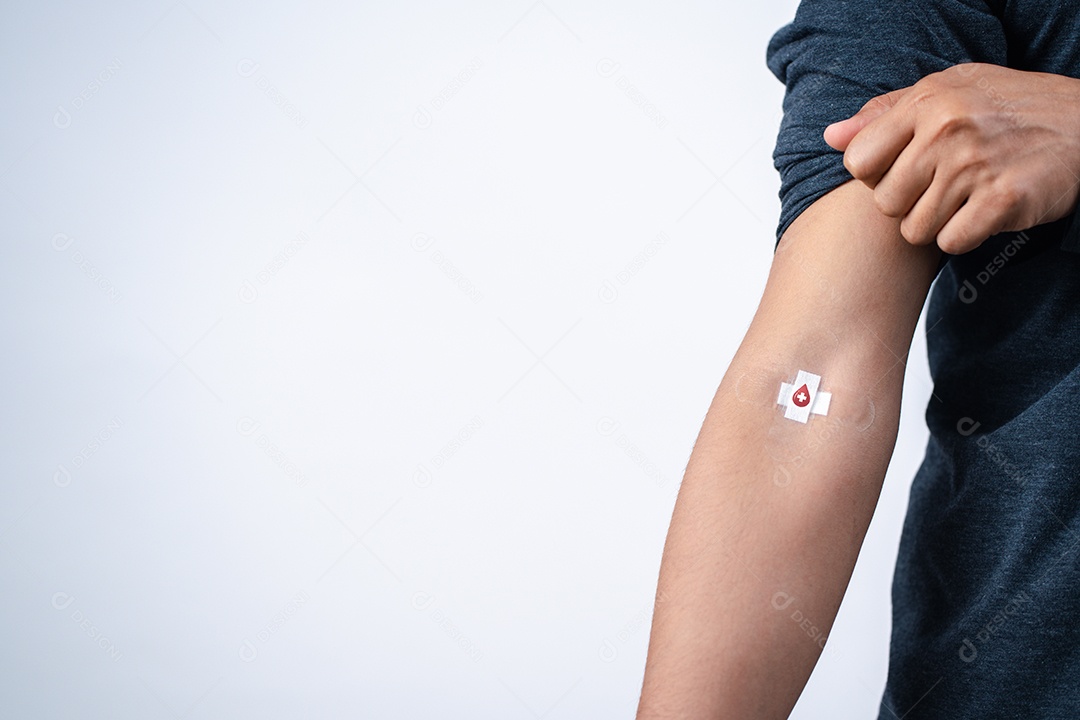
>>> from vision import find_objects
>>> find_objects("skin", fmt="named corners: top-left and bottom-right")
top-left (824, 63), bottom-right (1080, 254)
top-left (636, 179), bottom-right (940, 719)
top-left (636, 64), bottom-right (1080, 717)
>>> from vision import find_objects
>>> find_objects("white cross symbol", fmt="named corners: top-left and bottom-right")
top-left (777, 370), bottom-right (832, 423)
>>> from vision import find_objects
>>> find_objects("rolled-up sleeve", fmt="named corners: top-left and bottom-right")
top-left (766, 0), bottom-right (1007, 247)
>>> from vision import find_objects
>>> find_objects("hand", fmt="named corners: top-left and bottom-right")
top-left (823, 63), bottom-right (1080, 254)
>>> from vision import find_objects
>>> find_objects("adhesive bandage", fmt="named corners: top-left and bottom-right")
top-left (777, 370), bottom-right (831, 423)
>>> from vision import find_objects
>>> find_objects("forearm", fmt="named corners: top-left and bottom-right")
top-left (637, 343), bottom-right (902, 718)
top-left (637, 181), bottom-right (940, 719)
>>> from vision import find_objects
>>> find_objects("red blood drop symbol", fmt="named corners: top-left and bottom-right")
top-left (792, 383), bottom-right (810, 408)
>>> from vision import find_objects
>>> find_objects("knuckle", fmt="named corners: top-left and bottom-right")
top-left (843, 148), bottom-right (867, 179)
top-left (966, 158), bottom-right (991, 184)
top-left (873, 186), bottom-right (902, 216)
top-left (991, 179), bottom-right (1025, 212)
top-left (937, 230), bottom-right (968, 255)
top-left (948, 61), bottom-right (981, 79)
top-left (947, 153), bottom-right (989, 191)
top-left (913, 73), bottom-right (939, 91)
top-left (900, 215), bottom-right (929, 245)
top-left (934, 106), bottom-right (973, 136)
top-left (861, 89), bottom-right (900, 115)
top-left (908, 86), bottom-right (938, 112)
top-left (859, 96), bottom-right (884, 114)
top-left (951, 142), bottom-right (983, 170)
top-left (995, 187), bottom-right (1019, 212)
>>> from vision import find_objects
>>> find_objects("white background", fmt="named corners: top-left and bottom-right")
top-left (0, 1), bottom-right (934, 717)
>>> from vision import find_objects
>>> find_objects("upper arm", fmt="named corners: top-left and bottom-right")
top-left (757, 178), bottom-right (940, 365)
top-left (726, 179), bottom-right (939, 449)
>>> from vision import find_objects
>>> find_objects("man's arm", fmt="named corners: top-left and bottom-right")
top-left (636, 179), bottom-right (940, 719)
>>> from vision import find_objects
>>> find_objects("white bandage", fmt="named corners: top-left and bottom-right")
top-left (777, 370), bottom-right (831, 423)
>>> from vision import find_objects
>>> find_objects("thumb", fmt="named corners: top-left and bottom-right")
top-left (823, 87), bottom-right (910, 151)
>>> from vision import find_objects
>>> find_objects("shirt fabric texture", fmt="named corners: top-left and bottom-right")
top-left (767, 1), bottom-right (1080, 717)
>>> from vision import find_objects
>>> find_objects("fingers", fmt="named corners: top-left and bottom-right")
top-left (871, 137), bottom-right (936, 217)
top-left (899, 168), bottom-right (970, 247)
top-left (842, 92), bottom-right (917, 186)
top-left (935, 187), bottom-right (1015, 254)
top-left (824, 116), bottom-right (863, 151)
top-left (825, 88), bottom-right (911, 151)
